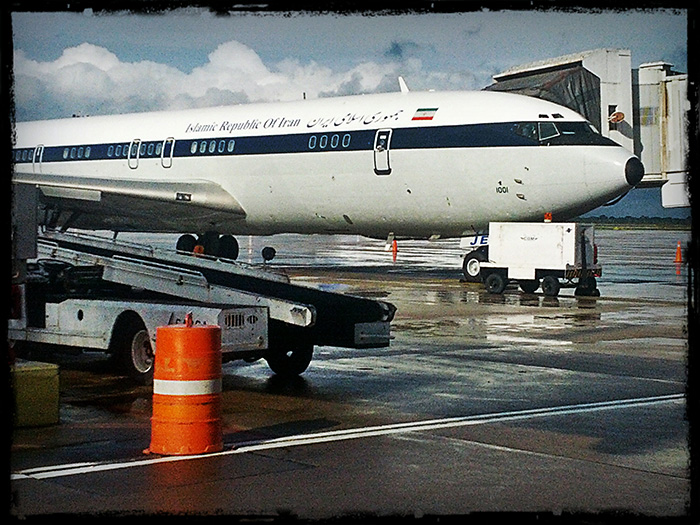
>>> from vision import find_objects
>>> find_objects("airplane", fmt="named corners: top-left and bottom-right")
top-left (12, 79), bottom-right (644, 277)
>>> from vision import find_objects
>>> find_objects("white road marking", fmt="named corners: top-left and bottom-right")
top-left (11, 393), bottom-right (683, 481)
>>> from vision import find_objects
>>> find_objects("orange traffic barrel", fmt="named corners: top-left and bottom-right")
top-left (147, 319), bottom-right (223, 455)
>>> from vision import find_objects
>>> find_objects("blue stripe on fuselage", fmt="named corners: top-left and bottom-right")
top-left (12, 122), bottom-right (612, 165)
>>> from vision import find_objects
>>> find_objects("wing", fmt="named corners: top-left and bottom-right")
top-left (12, 171), bottom-right (246, 233)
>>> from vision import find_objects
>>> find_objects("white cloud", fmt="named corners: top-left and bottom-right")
top-left (14, 39), bottom-right (463, 121)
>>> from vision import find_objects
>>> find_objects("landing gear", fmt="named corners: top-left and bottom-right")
top-left (176, 234), bottom-right (197, 252)
top-left (218, 234), bottom-right (240, 260)
top-left (176, 232), bottom-right (239, 260)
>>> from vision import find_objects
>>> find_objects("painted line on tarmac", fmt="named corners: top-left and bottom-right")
top-left (12, 393), bottom-right (683, 481)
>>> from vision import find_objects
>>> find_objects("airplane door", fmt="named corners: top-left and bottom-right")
top-left (128, 139), bottom-right (141, 169)
top-left (161, 137), bottom-right (175, 168)
top-left (374, 129), bottom-right (392, 175)
top-left (32, 145), bottom-right (44, 174)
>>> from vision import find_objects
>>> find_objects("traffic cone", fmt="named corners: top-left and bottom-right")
top-left (675, 241), bottom-right (683, 263)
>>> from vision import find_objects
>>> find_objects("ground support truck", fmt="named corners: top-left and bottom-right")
top-left (9, 230), bottom-right (396, 382)
top-left (473, 222), bottom-right (601, 297)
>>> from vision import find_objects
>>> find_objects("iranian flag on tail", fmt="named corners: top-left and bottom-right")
top-left (412, 108), bottom-right (438, 121)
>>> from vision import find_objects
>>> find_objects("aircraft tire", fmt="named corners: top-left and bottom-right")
top-left (484, 272), bottom-right (507, 294)
top-left (265, 345), bottom-right (314, 377)
top-left (176, 234), bottom-right (197, 253)
top-left (262, 246), bottom-right (277, 262)
top-left (218, 234), bottom-right (239, 260)
top-left (198, 231), bottom-right (220, 256)
top-left (541, 275), bottom-right (561, 297)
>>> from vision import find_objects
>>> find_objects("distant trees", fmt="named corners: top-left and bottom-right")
top-left (577, 215), bottom-right (691, 230)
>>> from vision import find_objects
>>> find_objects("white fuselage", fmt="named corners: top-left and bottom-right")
top-left (13, 90), bottom-right (641, 239)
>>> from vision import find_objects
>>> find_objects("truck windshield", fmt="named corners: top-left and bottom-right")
top-left (511, 121), bottom-right (617, 146)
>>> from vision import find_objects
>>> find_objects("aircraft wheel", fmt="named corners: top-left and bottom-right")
top-left (262, 246), bottom-right (277, 262)
top-left (519, 280), bottom-right (540, 294)
top-left (198, 231), bottom-right (220, 255)
top-left (265, 345), bottom-right (314, 377)
top-left (463, 249), bottom-right (487, 282)
top-left (484, 272), bottom-right (507, 294)
top-left (176, 234), bottom-right (197, 253)
top-left (541, 275), bottom-right (561, 297)
top-left (218, 234), bottom-right (239, 260)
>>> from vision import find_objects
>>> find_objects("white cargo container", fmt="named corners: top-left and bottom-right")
top-left (478, 222), bottom-right (600, 297)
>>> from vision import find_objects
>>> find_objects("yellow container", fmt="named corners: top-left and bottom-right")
top-left (12, 360), bottom-right (59, 427)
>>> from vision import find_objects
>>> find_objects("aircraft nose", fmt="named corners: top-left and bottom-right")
top-left (625, 157), bottom-right (644, 187)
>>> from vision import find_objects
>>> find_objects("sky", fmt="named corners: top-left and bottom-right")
top-left (8, 5), bottom-right (692, 218)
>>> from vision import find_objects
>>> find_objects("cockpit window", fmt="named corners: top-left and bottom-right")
top-left (538, 122), bottom-right (560, 141)
top-left (510, 121), bottom-right (617, 146)
top-left (511, 123), bottom-right (539, 143)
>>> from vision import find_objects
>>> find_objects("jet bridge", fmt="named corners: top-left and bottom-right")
top-left (22, 229), bottom-right (395, 377)
top-left (486, 48), bottom-right (689, 208)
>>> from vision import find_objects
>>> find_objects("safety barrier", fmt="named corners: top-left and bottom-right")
top-left (147, 316), bottom-right (223, 455)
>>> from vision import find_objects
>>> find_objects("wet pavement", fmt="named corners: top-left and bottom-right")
top-left (9, 228), bottom-right (693, 521)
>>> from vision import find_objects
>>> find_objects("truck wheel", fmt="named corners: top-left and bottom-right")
top-left (111, 316), bottom-right (154, 384)
top-left (519, 280), bottom-right (540, 294)
top-left (484, 272), bottom-right (507, 294)
top-left (265, 345), bottom-right (314, 377)
top-left (462, 249), bottom-right (487, 282)
top-left (575, 276), bottom-right (600, 297)
top-left (541, 276), bottom-right (561, 297)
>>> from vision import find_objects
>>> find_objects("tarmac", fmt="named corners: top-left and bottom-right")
top-left (8, 228), bottom-right (694, 522)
